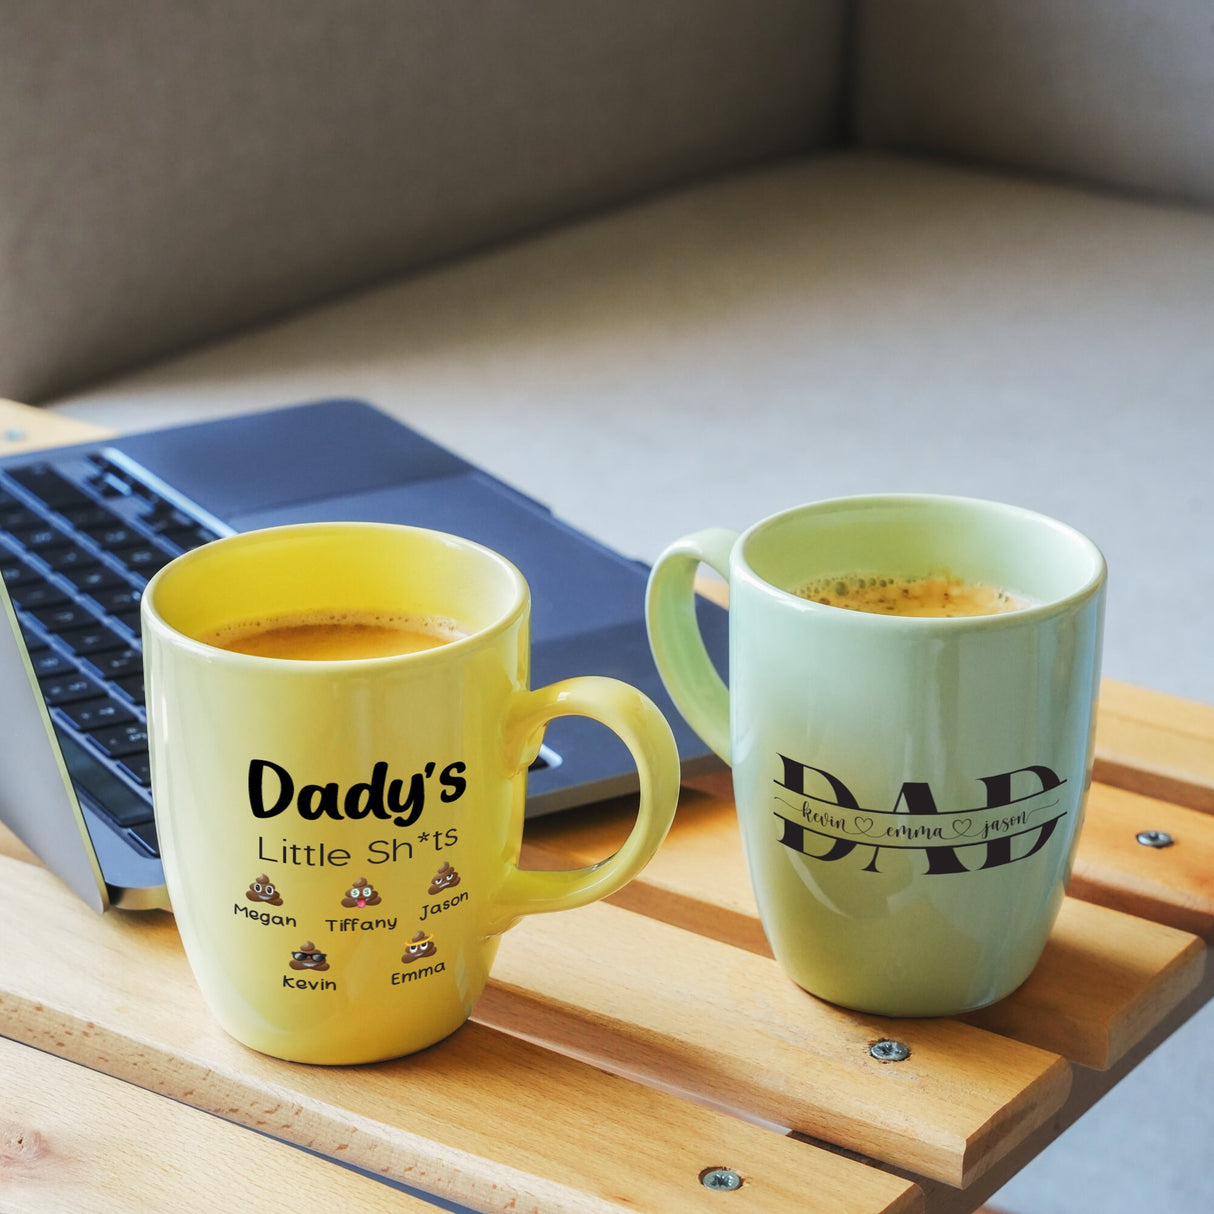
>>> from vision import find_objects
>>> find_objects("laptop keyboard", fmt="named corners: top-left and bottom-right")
top-left (0, 451), bottom-right (223, 858)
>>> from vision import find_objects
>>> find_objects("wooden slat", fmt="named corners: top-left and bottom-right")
top-left (1094, 680), bottom-right (1214, 814)
top-left (1070, 782), bottom-right (1214, 939)
top-left (0, 856), bottom-right (921, 1214)
top-left (900, 954), bottom-right (1214, 1214)
top-left (0, 399), bottom-right (107, 453)
top-left (522, 782), bottom-right (1206, 1073)
top-left (477, 901), bottom-right (1071, 1189)
top-left (0, 1036), bottom-right (430, 1213)
top-left (960, 897), bottom-right (1204, 1069)
top-left (524, 771), bottom-right (763, 954)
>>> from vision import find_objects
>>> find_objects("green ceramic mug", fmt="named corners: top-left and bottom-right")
top-left (646, 495), bottom-right (1106, 1016)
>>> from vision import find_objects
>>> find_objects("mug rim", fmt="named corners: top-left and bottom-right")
top-left (141, 520), bottom-right (530, 669)
top-left (732, 493), bottom-right (1107, 628)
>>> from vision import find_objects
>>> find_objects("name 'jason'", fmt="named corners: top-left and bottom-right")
top-left (419, 891), bottom-right (469, 921)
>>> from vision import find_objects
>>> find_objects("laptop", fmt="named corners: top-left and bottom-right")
top-left (0, 399), bottom-right (728, 913)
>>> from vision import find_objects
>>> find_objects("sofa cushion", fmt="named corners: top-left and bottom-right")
top-left (0, 0), bottom-right (846, 403)
top-left (854, 0), bottom-right (1214, 209)
top-left (51, 152), bottom-right (1214, 703)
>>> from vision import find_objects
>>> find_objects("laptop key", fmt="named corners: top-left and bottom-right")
top-left (139, 504), bottom-right (194, 534)
top-left (117, 754), bottom-right (152, 787)
top-left (112, 541), bottom-right (174, 576)
top-left (89, 584), bottom-right (143, 614)
top-left (87, 648), bottom-right (143, 680)
top-left (86, 460), bottom-right (137, 499)
top-left (6, 522), bottom-right (72, 555)
top-left (42, 543), bottom-right (90, 570)
top-left (55, 730), bottom-right (153, 827)
top-left (67, 563), bottom-right (127, 595)
top-left (9, 582), bottom-right (72, 611)
top-left (61, 697), bottom-right (135, 731)
top-left (31, 649), bottom-right (76, 678)
top-left (58, 503), bottom-right (117, 530)
top-left (56, 623), bottom-right (128, 657)
top-left (89, 720), bottom-right (149, 758)
top-left (0, 555), bottom-right (39, 588)
top-left (7, 463), bottom-right (93, 510)
top-left (77, 521), bottom-right (140, 548)
top-left (30, 602), bottom-right (101, 632)
top-left (128, 819), bottom-right (160, 855)
top-left (1, 503), bottom-right (41, 531)
top-left (114, 673), bottom-right (146, 704)
top-left (41, 672), bottom-right (105, 705)
top-left (63, 694), bottom-right (134, 728)
top-left (162, 524), bottom-right (218, 551)
top-left (113, 608), bottom-right (142, 633)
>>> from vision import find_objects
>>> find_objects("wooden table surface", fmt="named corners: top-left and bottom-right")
top-left (1, 401), bottom-right (1212, 1213)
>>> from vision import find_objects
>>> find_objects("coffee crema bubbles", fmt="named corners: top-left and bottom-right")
top-left (794, 573), bottom-right (1029, 618)
top-left (201, 610), bottom-right (466, 660)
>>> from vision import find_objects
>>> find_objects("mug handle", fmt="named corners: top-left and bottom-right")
top-left (644, 528), bottom-right (738, 764)
top-left (487, 676), bottom-right (680, 933)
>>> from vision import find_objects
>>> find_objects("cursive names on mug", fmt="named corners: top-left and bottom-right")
top-left (771, 755), bottom-right (1068, 874)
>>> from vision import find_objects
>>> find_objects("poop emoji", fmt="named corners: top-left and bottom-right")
top-left (289, 942), bottom-right (330, 971)
top-left (246, 875), bottom-right (283, 906)
top-left (428, 862), bottom-right (460, 896)
top-left (341, 878), bottom-right (382, 909)
top-left (401, 931), bottom-right (437, 964)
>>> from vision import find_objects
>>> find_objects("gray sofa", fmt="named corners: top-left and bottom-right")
top-left (4, 3), bottom-right (1212, 1210)
top-left (6, 1), bottom-right (1212, 710)
top-left (8, 0), bottom-right (1214, 400)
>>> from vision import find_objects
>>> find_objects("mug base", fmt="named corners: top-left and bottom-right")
top-left (222, 1008), bottom-right (472, 1065)
top-left (785, 966), bottom-right (1035, 1020)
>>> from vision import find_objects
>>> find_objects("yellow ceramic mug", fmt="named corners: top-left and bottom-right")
top-left (142, 522), bottom-right (680, 1063)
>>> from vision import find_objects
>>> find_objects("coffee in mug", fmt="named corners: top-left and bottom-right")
top-left (795, 572), bottom-right (1028, 617)
top-left (646, 495), bottom-right (1104, 1017)
top-left (202, 610), bottom-right (464, 660)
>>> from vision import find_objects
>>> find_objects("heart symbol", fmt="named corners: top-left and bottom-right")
top-left (853, 816), bottom-right (874, 834)
top-left (952, 818), bottom-right (974, 836)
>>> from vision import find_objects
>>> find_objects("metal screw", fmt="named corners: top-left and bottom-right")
top-left (1136, 830), bottom-right (1174, 849)
top-left (869, 1039), bottom-right (911, 1062)
top-left (700, 1168), bottom-right (743, 1192)
top-left (2, 429), bottom-right (26, 441)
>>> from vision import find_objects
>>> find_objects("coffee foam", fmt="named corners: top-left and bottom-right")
top-left (794, 572), bottom-right (1029, 618)
top-left (201, 609), bottom-right (467, 658)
